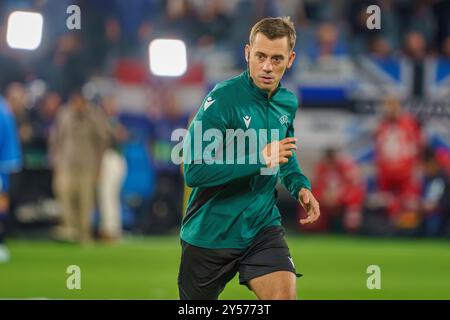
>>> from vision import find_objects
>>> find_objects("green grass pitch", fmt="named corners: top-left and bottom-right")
top-left (1, 234), bottom-right (449, 299)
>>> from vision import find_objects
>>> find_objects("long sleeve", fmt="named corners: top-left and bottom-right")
top-left (183, 96), bottom-right (264, 188)
top-left (279, 121), bottom-right (311, 201)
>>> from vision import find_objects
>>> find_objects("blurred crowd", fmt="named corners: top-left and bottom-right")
top-left (1, 0), bottom-right (450, 94)
top-left (0, 80), bottom-right (190, 247)
top-left (1, 0), bottom-right (450, 250)
top-left (301, 97), bottom-right (450, 237)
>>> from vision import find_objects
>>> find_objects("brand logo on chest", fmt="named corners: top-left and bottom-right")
top-left (243, 115), bottom-right (252, 128)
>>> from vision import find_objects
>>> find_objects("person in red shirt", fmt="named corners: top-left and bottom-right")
top-left (375, 97), bottom-right (423, 221)
top-left (302, 148), bottom-right (365, 233)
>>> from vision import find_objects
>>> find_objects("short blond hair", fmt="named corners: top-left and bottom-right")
top-left (249, 16), bottom-right (296, 51)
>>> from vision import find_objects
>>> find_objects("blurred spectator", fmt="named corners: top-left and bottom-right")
top-left (50, 90), bottom-right (109, 244)
top-left (3, 83), bottom-right (28, 125)
top-left (405, 32), bottom-right (427, 98)
top-left (34, 92), bottom-right (62, 156)
top-left (404, 32), bottom-right (428, 98)
top-left (14, 91), bottom-right (60, 168)
top-left (31, 91), bottom-right (61, 152)
top-left (147, 89), bottom-right (189, 233)
top-left (0, 87), bottom-right (22, 263)
top-left (406, 0), bottom-right (436, 48)
top-left (192, 0), bottom-right (232, 48)
top-left (378, 0), bottom-right (401, 51)
top-left (374, 97), bottom-right (423, 227)
top-left (99, 0), bottom-right (158, 56)
top-left (305, 148), bottom-right (365, 233)
top-left (2, 83), bottom-right (30, 223)
top-left (308, 22), bottom-right (348, 59)
top-left (420, 146), bottom-right (450, 237)
top-left (117, 103), bottom-right (156, 233)
top-left (158, 0), bottom-right (198, 44)
top-left (2, 84), bottom-right (29, 164)
top-left (369, 36), bottom-right (394, 59)
top-left (37, 34), bottom-right (88, 99)
top-left (8, 89), bottom-right (61, 225)
top-left (97, 94), bottom-right (128, 243)
top-left (404, 31), bottom-right (428, 61)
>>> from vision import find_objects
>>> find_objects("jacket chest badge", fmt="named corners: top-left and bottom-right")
top-left (279, 115), bottom-right (289, 126)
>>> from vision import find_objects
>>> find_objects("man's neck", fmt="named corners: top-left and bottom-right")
top-left (267, 82), bottom-right (280, 98)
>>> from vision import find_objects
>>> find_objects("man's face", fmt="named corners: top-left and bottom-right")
top-left (7, 85), bottom-right (27, 113)
top-left (70, 93), bottom-right (86, 112)
top-left (383, 98), bottom-right (402, 120)
top-left (245, 33), bottom-right (295, 95)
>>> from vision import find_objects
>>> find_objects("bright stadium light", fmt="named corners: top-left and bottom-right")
top-left (149, 39), bottom-right (187, 77)
top-left (6, 11), bottom-right (43, 50)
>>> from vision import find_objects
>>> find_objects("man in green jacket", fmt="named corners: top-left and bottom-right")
top-left (179, 16), bottom-right (320, 300)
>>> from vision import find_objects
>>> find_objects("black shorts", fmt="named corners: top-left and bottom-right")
top-left (178, 226), bottom-right (301, 300)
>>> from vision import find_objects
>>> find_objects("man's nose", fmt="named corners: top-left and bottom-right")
top-left (262, 59), bottom-right (273, 72)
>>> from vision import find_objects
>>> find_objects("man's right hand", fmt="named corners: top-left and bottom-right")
top-left (262, 137), bottom-right (297, 168)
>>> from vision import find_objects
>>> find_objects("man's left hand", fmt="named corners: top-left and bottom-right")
top-left (298, 188), bottom-right (320, 224)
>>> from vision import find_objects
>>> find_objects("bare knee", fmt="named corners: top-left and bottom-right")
top-left (249, 271), bottom-right (297, 300)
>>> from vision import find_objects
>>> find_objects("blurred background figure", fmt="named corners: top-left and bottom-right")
top-left (309, 22), bottom-right (348, 59)
top-left (303, 147), bottom-right (365, 234)
top-left (191, 0), bottom-right (231, 48)
top-left (36, 33), bottom-right (88, 100)
top-left (368, 36), bottom-right (393, 59)
top-left (8, 89), bottom-right (61, 226)
top-left (3, 83), bottom-right (28, 238)
top-left (30, 92), bottom-right (62, 164)
top-left (403, 32), bottom-right (428, 99)
top-left (374, 97), bottom-right (423, 232)
top-left (4, 83), bottom-right (29, 222)
top-left (420, 146), bottom-right (450, 237)
top-left (97, 94), bottom-right (128, 243)
top-left (0, 84), bottom-right (22, 263)
top-left (50, 89), bottom-right (108, 244)
top-left (146, 88), bottom-right (189, 233)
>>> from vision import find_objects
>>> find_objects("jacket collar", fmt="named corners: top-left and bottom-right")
top-left (242, 69), bottom-right (281, 100)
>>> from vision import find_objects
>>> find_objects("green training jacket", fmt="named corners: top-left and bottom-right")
top-left (181, 70), bottom-right (311, 249)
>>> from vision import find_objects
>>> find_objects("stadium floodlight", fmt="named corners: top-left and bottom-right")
top-left (149, 39), bottom-right (187, 77)
top-left (6, 11), bottom-right (43, 50)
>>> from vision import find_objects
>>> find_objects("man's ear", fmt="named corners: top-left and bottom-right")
top-left (287, 51), bottom-right (296, 69)
top-left (245, 44), bottom-right (250, 62)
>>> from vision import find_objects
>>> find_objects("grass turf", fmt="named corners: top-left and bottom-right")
top-left (1, 234), bottom-right (449, 299)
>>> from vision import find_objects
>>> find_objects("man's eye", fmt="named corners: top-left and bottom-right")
top-left (272, 57), bottom-right (281, 64)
